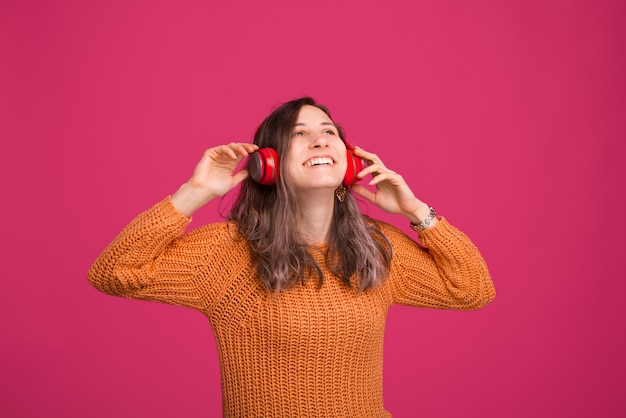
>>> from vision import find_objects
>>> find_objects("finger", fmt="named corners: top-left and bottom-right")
top-left (353, 146), bottom-right (383, 165)
top-left (242, 143), bottom-right (259, 154)
top-left (226, 143), bottom-right (248, 159)
top-left (368, 172), bottom-right (402, 186)
top-left (211, 144), bottom-right (238, 160)
top-left (230, 143), bottom-right (251, 158)
top-left (231, 143), bottom-right (260, 159)
top-left (359, 163), bottom-right (396, 181)
top-left (357, 163), bottom-right (386, 179)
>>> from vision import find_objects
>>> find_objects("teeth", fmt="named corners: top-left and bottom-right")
top-left (304, 157), bottom-right (334, 167)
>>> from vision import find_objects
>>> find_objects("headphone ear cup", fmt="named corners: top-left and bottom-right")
top-left (343, 149), bottom-right (365, 187)
top-left (248, 148), bottom-right (279, 185)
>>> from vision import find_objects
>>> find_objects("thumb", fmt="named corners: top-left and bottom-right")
top-left (232, 168), bottom-right (250, 187)
top-left (351, 184), bottom-right (376, 204)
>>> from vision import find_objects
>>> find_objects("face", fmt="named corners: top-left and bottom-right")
top-left (285, 105), bottom-right (347, 192)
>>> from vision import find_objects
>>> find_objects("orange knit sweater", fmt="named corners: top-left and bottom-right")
top-left (88, 197), bottom-right (495, 417)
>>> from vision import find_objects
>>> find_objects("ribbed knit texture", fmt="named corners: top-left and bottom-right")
top-left (88, 197), bottom-right (495, 417)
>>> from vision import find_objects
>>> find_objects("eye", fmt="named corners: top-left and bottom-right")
top-left (291, 131), bottom-right (305, 137)
top-left (323, 129), bottom-right (337, 136)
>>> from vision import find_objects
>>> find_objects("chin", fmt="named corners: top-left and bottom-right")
top-left (296, 181), bottom-right (341, 192)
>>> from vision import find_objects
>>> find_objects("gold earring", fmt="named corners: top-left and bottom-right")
top-left (335, 185), bottom-right (347, 203)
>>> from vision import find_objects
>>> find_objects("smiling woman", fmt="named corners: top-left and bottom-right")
top-left (88, 97), bottom-right (495, 417)
top-left (231, 98), bottom-right (390, 292)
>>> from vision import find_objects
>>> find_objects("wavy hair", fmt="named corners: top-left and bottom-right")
top-left (228, 97), bottom-right (392, 292)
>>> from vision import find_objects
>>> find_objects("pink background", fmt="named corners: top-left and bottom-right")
top-left (2, 0), bottom-right (625, 417)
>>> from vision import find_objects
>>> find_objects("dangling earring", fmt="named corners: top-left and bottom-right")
top-left (335, 185), bottom-right (347, 203)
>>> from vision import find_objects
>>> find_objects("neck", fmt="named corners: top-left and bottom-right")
top-left (295, 189), bottom-right (336, 245)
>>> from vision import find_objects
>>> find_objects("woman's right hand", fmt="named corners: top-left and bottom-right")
top-left (171, 142), bottom-right (259, 217)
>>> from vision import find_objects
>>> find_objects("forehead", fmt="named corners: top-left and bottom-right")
top-left (295, 105), bottom-right (334, 124)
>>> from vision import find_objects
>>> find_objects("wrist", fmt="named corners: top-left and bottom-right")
top-left (171, 182), bottom-right (215, 217)
top-left (406, 203), bottom-right (433, 225)
top-left (409, 206), bottom-right (437, 232)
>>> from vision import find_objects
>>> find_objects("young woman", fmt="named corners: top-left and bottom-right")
top-left (89, 97), bottom-right (495, 417)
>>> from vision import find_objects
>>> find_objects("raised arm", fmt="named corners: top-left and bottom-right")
top-left (88, 143), bottom-right (257, 308)
top-left (350, 146), bottom-right (495, 309)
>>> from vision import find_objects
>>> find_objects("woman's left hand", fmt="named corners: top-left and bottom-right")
top-left (350, 146), bottom-right (433, 225)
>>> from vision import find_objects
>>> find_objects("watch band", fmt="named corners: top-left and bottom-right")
top-left (410, 207), bottom-right (437, 232)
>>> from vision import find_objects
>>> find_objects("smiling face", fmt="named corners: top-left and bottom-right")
top-left (285, 105), bottom-right (348, 193)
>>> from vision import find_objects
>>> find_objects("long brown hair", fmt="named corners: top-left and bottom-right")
top-left (228, 97), bottom-right (392, 292)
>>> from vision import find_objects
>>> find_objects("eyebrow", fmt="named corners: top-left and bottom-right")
top-left (292, 122), bottom-right (336, 127)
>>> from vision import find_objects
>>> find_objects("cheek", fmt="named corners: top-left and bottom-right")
top-left (282, 148), bottom-right (301, 180)
top-left (338, 153), bottom-right (348, 174)
top-left (337, 142), bottom-right (348, 172)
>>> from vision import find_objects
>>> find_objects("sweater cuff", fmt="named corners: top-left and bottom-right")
top-left (416, 217), bottom-right (456, 248)
top-left (147, 196), bottom-right (193, 231)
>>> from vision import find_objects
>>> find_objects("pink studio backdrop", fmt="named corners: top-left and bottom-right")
top-left (2, 1), bottom-right (625, 417)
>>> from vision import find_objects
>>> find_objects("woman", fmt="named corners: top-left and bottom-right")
top-left (88, 97), bottom-right (495, 417)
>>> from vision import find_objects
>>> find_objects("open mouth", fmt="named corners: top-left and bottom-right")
top-left (304, 157), bottom-right (334, 167)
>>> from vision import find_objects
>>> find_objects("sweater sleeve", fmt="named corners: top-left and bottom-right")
top-left (87, 196), bottom-right (235, 312)
top-left (383, 219), bottom-right (495, 310)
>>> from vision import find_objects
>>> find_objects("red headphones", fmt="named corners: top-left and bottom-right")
top-left (248, 144), bottom-right (365, 187)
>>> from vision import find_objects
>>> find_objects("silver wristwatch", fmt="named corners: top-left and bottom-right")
top-left (410, 207), bottom-right (437, 232)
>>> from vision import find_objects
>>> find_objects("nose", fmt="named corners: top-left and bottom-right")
top-left (310, 132), bottom-right (329, 148)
